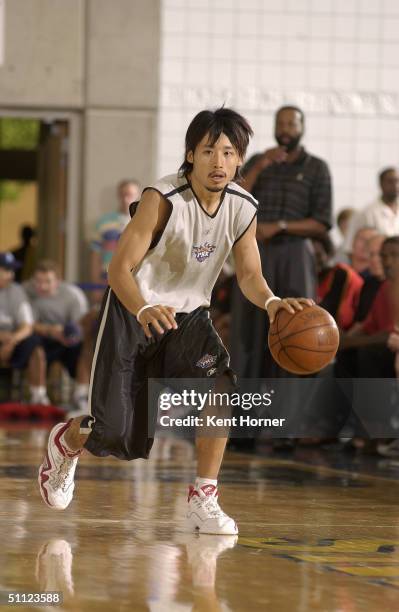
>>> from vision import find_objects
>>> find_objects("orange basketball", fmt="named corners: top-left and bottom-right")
top-left (268, 304), bottom-right (339, 375)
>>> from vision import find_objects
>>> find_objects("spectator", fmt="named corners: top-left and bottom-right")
top-left (24, 260), bottom-right (90, 412)
top-left (0, 252), bottom-right (46, 403)
top-left (344, 167), bottom-right (399, 252)
top-left (313, 235), bottom-right (363, 331)
top-left (340, 237), bottom-right (399, 377)
top-left (333, 208), bottom-right (355, 264)
top-left (231, 105), bottom-right (332, 377)
top-left (12, 225), bottom-right (37, 282)
top-left (90, 179), bottom-right (141, 289)
top-left (349, 227), bottom-right (379, 277)
top-left (335, 234), bottom-right (385, 381)
top-left (337, 208), bottom-right (355, 240)
top-left (353, 233), bottom-right (385, 323)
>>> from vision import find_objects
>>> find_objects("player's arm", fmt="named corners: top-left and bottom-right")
top-left (232, 219), bottom-right (313, 322)
top-left (108, 189), bottom-right (177, 338)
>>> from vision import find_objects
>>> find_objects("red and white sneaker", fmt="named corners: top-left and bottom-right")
top-left (38, 421), bottom-right (82, 510)
top-left (186, 484), bottom-right (238, 535)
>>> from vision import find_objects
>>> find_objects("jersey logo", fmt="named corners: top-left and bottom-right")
top-left (196, 354), bottom-right (217, 369)
top-left (192, 242), bottom-right (216, 263)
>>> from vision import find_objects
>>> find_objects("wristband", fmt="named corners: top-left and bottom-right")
top-left (265, 296), bottom-right (281, 311)
top-left (136, 304), bottom-right (153, 324)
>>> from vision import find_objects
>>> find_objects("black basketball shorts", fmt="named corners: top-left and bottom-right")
top-left (84, 288), bottom-right (235, 461)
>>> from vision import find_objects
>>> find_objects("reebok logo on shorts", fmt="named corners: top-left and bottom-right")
top-left (196, 354), bottom-right (217, 369)
top-left (192, 242), bottom-right (216, 263)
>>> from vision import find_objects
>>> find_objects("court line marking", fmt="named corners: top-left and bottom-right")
top-left (231, 452), bottom-right (399, 485)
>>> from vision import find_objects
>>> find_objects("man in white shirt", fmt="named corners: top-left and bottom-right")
top-left (344, 167), bottom-right (399, 253)
top-left (0, 252), bottom-right (45, 402)
top-left (24, 260), bottom-right (90, 409)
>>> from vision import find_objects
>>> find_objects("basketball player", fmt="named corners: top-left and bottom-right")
top-left (38, 108), bottom-right (312, 534)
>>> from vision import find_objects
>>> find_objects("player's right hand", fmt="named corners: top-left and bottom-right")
top-left (138, 305), bottom-right (178, 338)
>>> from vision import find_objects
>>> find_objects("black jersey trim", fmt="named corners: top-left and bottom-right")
top-left (188, 181), bottom-right (228, 219)
top-left (164, 183), bottom-right (190, 198)
top-left (226, 187), bottom-right (258, 208)
top-left (233, 211), bottom-right (257, 245)
top-left (129, 188), bottom-right (174, 250)
top-left (129, 200), bottom-right (140, 218)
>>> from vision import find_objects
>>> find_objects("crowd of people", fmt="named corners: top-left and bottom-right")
top-left (1, 107), bottom-right (398, 454)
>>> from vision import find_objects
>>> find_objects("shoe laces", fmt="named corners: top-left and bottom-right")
top-left (50, 456), bottom-right (76, 492)
top-left (201, 492), bottom-right (226, 519)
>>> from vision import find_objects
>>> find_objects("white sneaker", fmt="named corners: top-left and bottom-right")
top-left (186, 485), bottom-right (238, 535)
top-left (29, 394), bottom-right (51, 406)
top-left (38, 421), bottom-right (82, 510)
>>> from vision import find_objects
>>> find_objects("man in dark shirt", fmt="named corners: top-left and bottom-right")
top-left (231, 106), bottom-right (332, 377)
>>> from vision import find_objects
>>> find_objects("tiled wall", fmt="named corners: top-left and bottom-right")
top-left (158, 0), bottom-right (399, 215)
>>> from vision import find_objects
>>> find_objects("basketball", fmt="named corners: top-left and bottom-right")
top-left (268, 304), bottom-right (340, 375)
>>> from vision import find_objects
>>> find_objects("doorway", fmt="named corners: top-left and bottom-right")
top-left (0, 110), bottom-right (82, 281)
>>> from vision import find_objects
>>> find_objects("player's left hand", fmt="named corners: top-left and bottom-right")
top-left (266, 297), bottom-right (315, 323)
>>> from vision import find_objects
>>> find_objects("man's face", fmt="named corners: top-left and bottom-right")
top-left (0, 267), bottom-right (13, 289)
top-left (118, 183), bottom-right (141, 215)
top-left (381, 242), bottom-right (399, 281)
top-left (275, 109), bottom-right (303, 152)
top-left (187, 132), bottom-right (242, 192)
top-left (381, 170), bottom-right (399, 202)
top-left (33, 271), bottom-right (59, 297)
top-left (367, 235), bottom-right (385, 279)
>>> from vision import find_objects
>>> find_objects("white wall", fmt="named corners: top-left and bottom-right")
top-left (0, 0), bottom-right (161, 279)
top-left (158, 0), bottom-right (399, 215)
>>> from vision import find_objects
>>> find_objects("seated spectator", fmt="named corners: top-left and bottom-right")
top-left (340, 236), bottom-right (399, 377)
top-left (333, 208), bottom-right (355, 264)
top-left (90, 179), bottom-right (141, 290)
top-left (313, 235), bottom-right (363, 330)
top-left (24, 260), bottom-right (90, 412)
top-left (353, 233), bottom-right (386, 324)
top-left (348, 227), bottom-right (379, 277)
top-left (344, 167), bottom-right (399, 252)
top-left (0, 252), bottom-right (45, 403)
top-left (335, 234), bottom-right (385, 379)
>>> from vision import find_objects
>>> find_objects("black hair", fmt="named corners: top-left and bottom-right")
top-left (379, 167), bottom-right (397, 186)
top-left (275, 105), bottom-right (305, 128)
top-left (179, 107), bottom-right (253, 178)
top-left (382, 236), bottom-right (399, 249)
top-left (20, 225), bottom-right (35, 244)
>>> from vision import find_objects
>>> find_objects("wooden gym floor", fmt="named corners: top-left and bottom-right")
top-left (1, 426), bottom-right (399, 611)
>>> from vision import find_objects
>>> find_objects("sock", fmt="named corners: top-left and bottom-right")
top-left (30, 385), bottom-right (48, 402)
top-left (79, 416), bottom-right (95, 435)
top-left (195, 477), bottom-right (217, 490)
top-left (73, 383), bottom-right (89, 400)
top-left (60, 421), bottom-right (82, 456)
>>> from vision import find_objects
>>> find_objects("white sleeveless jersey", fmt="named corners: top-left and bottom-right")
top-left (133, 173), bottom-right (258, 313)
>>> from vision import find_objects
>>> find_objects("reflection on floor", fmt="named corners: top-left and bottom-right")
top-left (1, 426), bottom-right (399, 611)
